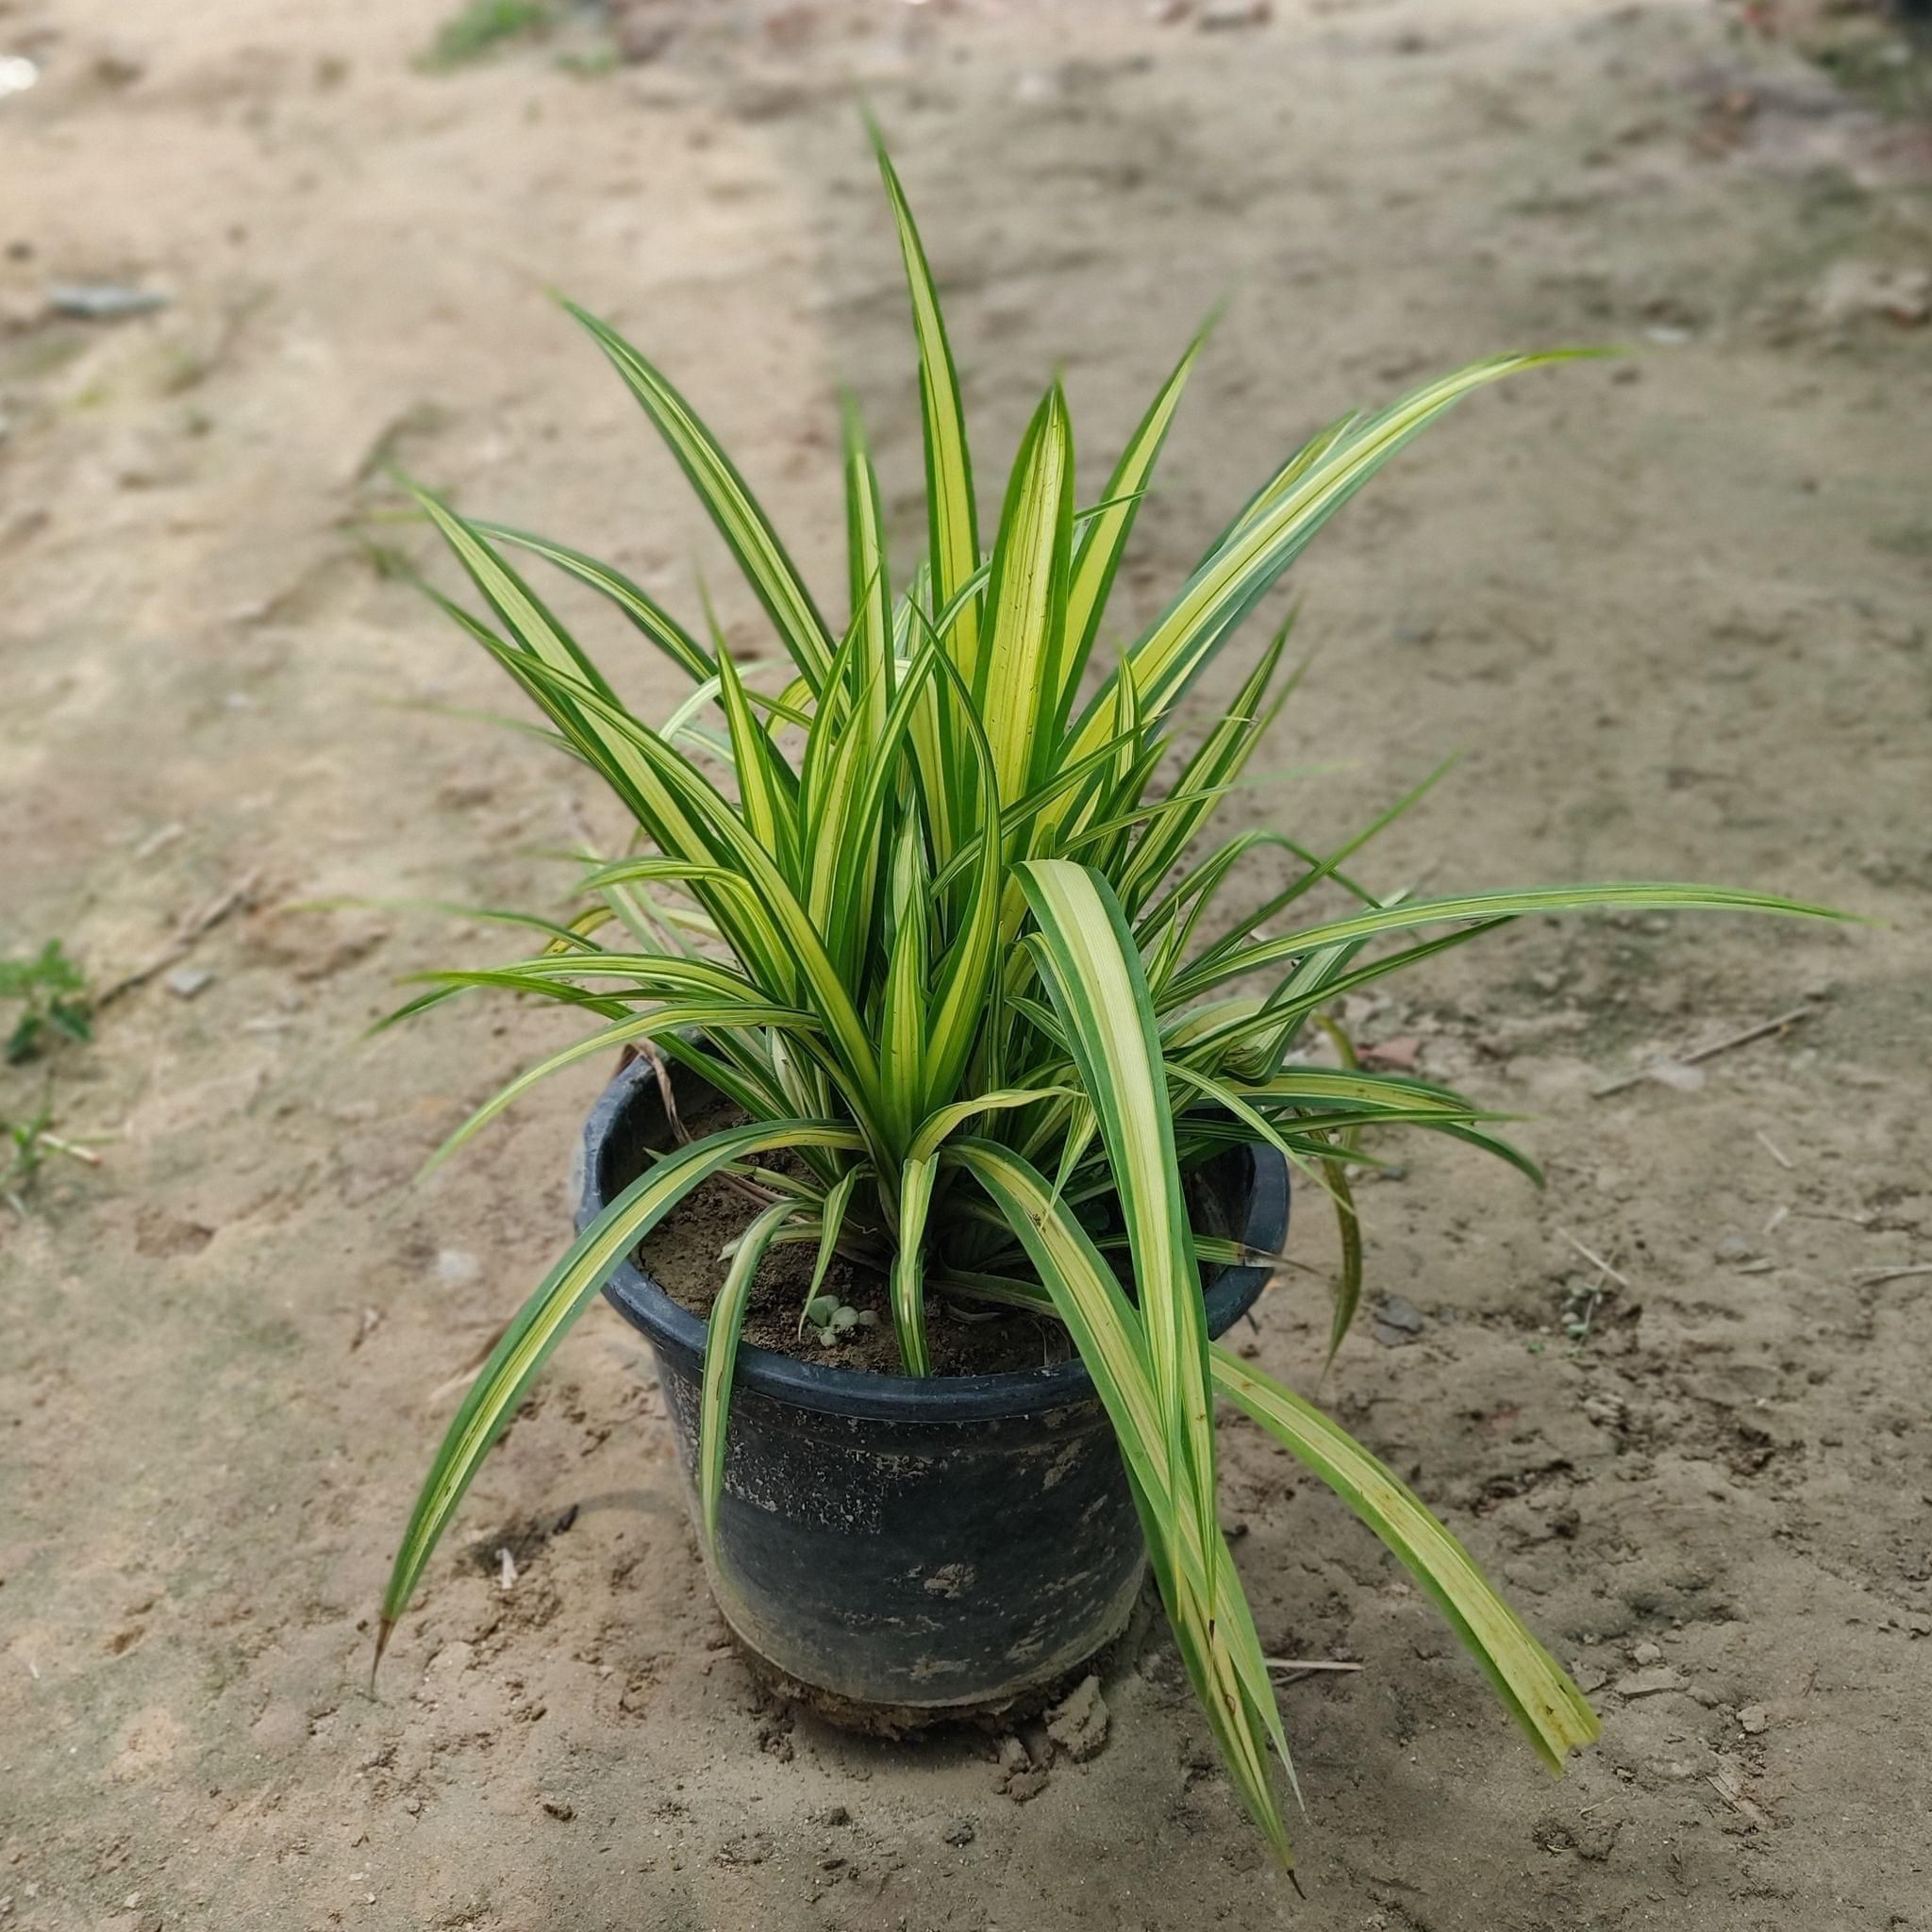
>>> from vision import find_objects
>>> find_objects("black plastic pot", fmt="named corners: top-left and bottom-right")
top-left (575, 1057), bottom-right (1290, 1728)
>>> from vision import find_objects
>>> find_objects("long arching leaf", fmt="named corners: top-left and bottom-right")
top-left (377, 1117), bottom-right (862, 1660)
top-left (564, 301), bottom-right (836, 690)
top-left (1210, 1344), bottom-right (1601, 1772)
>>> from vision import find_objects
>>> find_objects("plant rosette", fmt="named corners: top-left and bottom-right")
top-left (371, 127), bottom-right (1841, 1874)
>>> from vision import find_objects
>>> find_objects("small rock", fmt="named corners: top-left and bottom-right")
top-left (1572, 1661), bottom-right (1609, 1695)
top-left (995, 1733), bottom-right (1050, 1802)
top-left (93, 48), bottom-right (147, 88)
top-left (1630, 1640), bottom-right (1663, 1666)
top-left (1644, 1060), bottom-right (1706, 1092)
top-left (401, 1795), bottom-right (422, 1815)
top-left (1737, 1704), bottom-right (1770, 1735)
top-left (1814, 260), bottom-right (1932, 327)
top-left (1373, 1294), bottom-right (1426, 1346)
top-left (1581, 1391), bottom-right (1626, 1431)
top-left (1613, 1666), bottom-right (1686, 1699)
top-left (942, 1816), bottom-right (976, 1846)
top-left (610, 0), bottom-right (680, 61)
top-left (811, 1804), bottom-right (852, 1828)
top-left (166, 966), bottom-right (214, 1000)
top-left (1361, 1034), bottom-right (1422, 1072)
top-left (1715, 1235), bottom-right (1757, 1265)
top-left (436, 1248), bottom-right (481, 1286)
top-left (1045, 1674), bottom-right (1110, 1763)
top-left (47, 282), bottom-right (169, 321)
top-left (539, 1796), bottom-right (574, 1821)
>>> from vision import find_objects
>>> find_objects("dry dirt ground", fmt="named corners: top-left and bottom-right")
top-left (3, 0), bottom-right (1930, 1926)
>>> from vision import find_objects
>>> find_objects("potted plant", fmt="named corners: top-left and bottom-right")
top-left (374, 133), bottom-right (1836, 1872)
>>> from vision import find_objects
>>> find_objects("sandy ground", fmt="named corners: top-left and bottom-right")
top-left (2, 0), bottom-right (1930, 1925)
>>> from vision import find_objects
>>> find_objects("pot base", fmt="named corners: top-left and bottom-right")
top-left (726, 1585), bottom-right (1158, 1740)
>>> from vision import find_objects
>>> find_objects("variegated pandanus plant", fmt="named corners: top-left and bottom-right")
top-left (374, 127), bottom-right (1838, 1872)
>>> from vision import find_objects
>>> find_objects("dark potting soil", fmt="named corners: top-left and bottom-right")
top-left (636, 1102), bottom-right (1247, 1379)
top-left (635, 1107), bottom-right (1073, 1377)
top-left (638, 1168), bottom-right (1075, 1377)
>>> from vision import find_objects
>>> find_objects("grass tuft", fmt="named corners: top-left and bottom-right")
top-left (420, 0), bottom-right (552, 71)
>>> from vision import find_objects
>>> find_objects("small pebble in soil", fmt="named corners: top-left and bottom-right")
top-left (1373, 1294), bottom-right (1426, 1346)
top-left (1612, 1665), bottom-right (1686, 1698)
top-left (1199, 0), bottom-right (1272, 27)
top-left (1738, 1704), bottom-right (1770, 1735)
top-left (166, 966), bottom-right (213, 999)
top-left (48, 281), bottom-right (169, 320)
top-left (1715, 1235), bottom-right (1757, 1265)
top-left (1045, 1674), bottom-right (1110, 1763)
top-left (943, 1817), bottom-right (976, 1846)
top-left (539, 1796), bottom-right (575, 1821)
top-left (1630, 1640), bottom-right (1663, 1665)
top-left (994, 1734), bottom-right (1051, 1803)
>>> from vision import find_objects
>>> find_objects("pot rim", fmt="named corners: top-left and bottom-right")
top-left (576, 1055), bottom-right (1290, 1424)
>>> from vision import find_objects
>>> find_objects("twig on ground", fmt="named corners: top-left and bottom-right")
top-left (132, 822), bottom-right (186, 862)
top-left (1707, 1770), bottom-right (1770, 1828)
top-left (1591, 1006), bottom-right (1815, 1100)
top-left (1852, 1264), bottom-right (1932, 1288)
top-left (1761, 1204), bottom-right (1790, 1239)
top-left (34, 1130), bottom-right (101, 1167)
top-left (1265, 1658), bottom-right (1364, 1682)
top-left (1755, 1129), bottom-right (1795, 1171)
top-left (96, 869), bottom-right (264, 1008)
top-left (1557, 1227), bottom-right (1634, 1292)
top-left (426, 1319), bottom-right (513, 1407)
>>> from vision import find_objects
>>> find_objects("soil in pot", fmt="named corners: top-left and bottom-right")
top-left (641, 1138), bottom-right (1067, 1378)
top-left (637, 1101), bottom-right (1249, 1380)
